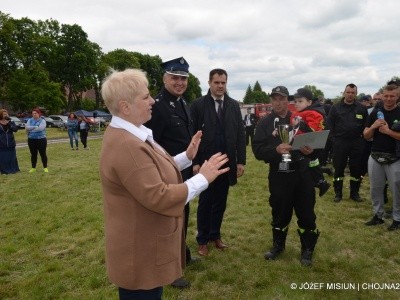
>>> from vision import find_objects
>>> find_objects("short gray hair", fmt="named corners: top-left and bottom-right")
top-left (101, 69), bottom-right (148, 115)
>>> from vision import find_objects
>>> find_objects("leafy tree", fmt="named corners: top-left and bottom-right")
top-left (304, 85), bottom-right (324, 99)
top-left (81, 98), bottom-right (96, 111)
top-left (6, 61), bottom-right (65, 113)
top-left (0, 12), bottom-right (203, 112)
top-left (52, 23), bottom-right (102, 110)
top-left (357, 92), bottom-right (366, 100)
top-left (0, 12), bottom-right (22, 103)
top-left (249, 90), bottom-right (269, 103)
top-left (253, 81), bottom-right (262, 92)
top-left (243, 85), bottom-right (252, 104)
top-left (132, 52), bottom-right (163, 96)
top-left (102, 49), bottom-right (140, 71)
top-left (243, 81), bottom-right (269, 104)
top-left (184, 74), bottom-right (202, 103)
top-left (381, 76), bottom-right (400, 91)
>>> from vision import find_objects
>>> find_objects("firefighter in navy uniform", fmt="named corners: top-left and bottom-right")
top-left (145, 57), bottom-right (195, 289)
top-left (327, 83), bottom-right (368, 202)
top-left (252, 86), bottom-right (320, 266)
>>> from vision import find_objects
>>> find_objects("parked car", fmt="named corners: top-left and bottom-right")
top-left (9, 116), bottom-right (25, 129)
top-left (41, 116), bottom-right (64, 128)
top-left (48, 115), bottom-right (68, 128)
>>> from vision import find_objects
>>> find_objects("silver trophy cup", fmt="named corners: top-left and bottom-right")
top-left (277, 124), bottom-right (292, 163)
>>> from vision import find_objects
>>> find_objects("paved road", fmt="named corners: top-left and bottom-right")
top-left (16, 135), bottom-right (103, 148)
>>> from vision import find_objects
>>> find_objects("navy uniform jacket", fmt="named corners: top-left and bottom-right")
top-left (190, 90), bottom-right (246, 186)
top-left (145, 87), bottom-right (193, 179)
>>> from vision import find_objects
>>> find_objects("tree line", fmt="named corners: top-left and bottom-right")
top-left (243, 81), bottom-right (326, 104)
top-left (2, 12), bottom-right (397, 114)
top-left (0, 12), bottom-right (202, 114)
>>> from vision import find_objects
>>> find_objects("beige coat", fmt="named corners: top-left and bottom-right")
top-left (100, 126), bottom-right (188, 290)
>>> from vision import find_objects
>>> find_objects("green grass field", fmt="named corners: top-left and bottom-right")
top-left (1, 132), bottom-right (399, 299)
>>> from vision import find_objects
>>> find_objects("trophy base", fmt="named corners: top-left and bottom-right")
top-left (278, 161), bottom-right (294, 172)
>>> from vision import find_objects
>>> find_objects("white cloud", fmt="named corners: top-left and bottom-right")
top-left (2, 0), bottom-right (399, 99)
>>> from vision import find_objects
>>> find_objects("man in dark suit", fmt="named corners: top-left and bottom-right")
top-left (145, 56), bottom-right (195, 289)
top-left (243, 107), bottom-right (257, 145)
top-left (190, 68), bottom-right (246, 257)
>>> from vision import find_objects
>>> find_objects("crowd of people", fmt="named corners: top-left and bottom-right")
top-left (1, 57), bottom-right (399, 299)
top-left (97, 56), bottom-right (399, 299)
top-left (0, 109), bottom-right (94, 174)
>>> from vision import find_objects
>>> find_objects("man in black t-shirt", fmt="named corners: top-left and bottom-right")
top-left (363, 84), bottom-right (400, 231)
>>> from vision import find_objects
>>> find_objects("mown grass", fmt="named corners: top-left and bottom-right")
top-left (13, 127), bottom-right (105, 144)
top-left (1, 138), bottom-right (399, 299)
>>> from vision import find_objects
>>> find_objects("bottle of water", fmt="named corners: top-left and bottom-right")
top-left (377, 110), bottom-right (384, 120)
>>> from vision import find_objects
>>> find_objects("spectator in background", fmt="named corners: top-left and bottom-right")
top-left (327, 83), bottom-right (368, 203)
top-left (67, 113), bottom-right (79, 150)
top-left (360, 95), bottom-right (375, 187)
top-left (190, 68), bottom-right (246, 257)
top-left (0, 109), bottom-right (20, 174)
top-left (372, 92), bottom-right (383, 108)
top-left (359, 95), bottom-right (373, 109)
top-left (99, 68), bottom-right (229, 299)
top-left (363, 84), bottom-right (400, 230)
top-left (243, 107), bottom-right (257, 145)
top-left (26, 109), bottom-right (48, 173)
top-left (321, 99), bottom-right (333, 166)
top-left (78, 115), bottom-right (91, 150)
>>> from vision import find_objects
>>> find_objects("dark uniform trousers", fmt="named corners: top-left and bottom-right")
top-left (332, 137), bottom-right (365, 180)
top-left (268, 160), bottom-right (316, 230)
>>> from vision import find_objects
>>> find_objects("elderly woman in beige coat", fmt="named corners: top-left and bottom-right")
top-left (100, 69), bottom-right (229, 300)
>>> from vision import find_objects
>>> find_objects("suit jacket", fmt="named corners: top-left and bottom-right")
top-left (244, 113), bottom-right (257, 128)
top-left (100, 126), bottom-right (187, 290)
top-left (190, 90), bottom-right (246, 185)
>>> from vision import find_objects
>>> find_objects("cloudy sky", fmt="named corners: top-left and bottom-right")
top-left (2, 0), bottom-right (400, 100)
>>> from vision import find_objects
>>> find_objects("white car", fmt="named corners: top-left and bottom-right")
top-left (9, 116), bottom-right (25, 129)
top-left (49, 115), bottom-right (68, 128)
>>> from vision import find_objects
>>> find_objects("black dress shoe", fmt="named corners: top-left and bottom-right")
top-left (171, 277), bottom-right (190, 289)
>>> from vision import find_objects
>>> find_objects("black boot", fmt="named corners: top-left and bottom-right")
top-left (298, 229), bottom-right (320, 266)
top-left (333, 180), bottom-right (343, 202)
top-left (264, 228), bottom-right (288, 260)
top-left (350, 179), bottom-right (362, 202)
